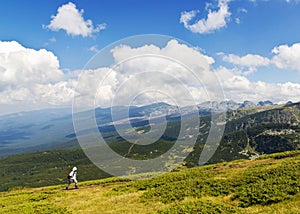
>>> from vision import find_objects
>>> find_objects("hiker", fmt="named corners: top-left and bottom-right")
top-left (66, 166), bottom-right (78, 190)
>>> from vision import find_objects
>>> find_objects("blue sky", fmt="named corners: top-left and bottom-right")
top-left (1, 0), bottom-right (300, 114)
top-left (1, 0), bottom-right (299, 71)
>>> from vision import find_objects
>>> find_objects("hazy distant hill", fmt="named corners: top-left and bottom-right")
top-left (0, 100), bottom-right (298, 158)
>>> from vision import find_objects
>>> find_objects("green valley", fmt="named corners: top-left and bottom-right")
top-left (1, 103), bottom-right (300, 192)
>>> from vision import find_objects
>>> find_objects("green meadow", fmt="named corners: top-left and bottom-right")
top-left (1, 150), bottom-right (299, 213)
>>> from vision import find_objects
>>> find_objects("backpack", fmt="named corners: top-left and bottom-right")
top-left (67, 172), bottom-right (72, 179)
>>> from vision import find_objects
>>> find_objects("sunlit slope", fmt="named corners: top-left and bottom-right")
top-left (1, 150), bottom-right (299, 214)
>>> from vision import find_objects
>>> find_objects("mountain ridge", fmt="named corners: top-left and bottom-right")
top-left (0, 100), bottom-right (298, 157)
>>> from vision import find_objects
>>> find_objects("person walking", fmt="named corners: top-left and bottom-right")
top-left (66, 166), bottom-right (78, 190)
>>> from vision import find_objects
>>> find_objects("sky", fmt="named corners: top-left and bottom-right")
top-left (1, 0), bottom-right (300, 114)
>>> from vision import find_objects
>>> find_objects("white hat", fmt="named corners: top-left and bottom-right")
top-left (73, 167), bottom-right (77, 171)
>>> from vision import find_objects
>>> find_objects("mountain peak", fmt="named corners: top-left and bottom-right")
top-left (257, 100), bottom-right (274, 107)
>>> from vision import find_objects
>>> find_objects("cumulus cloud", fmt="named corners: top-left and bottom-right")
top-left (223, 54), bottom-right (270, 67)
top-left (215, 67), bottom-right (300, 103)
top-left (0, 41), bottom-right (63, 87)
top-left (223, 42), bottom-right (300, 74)
top-left (45, 2), bottom-right (106, 37)
top-left (0, 41), bottom-right (75, 106)
top-left (180, 0), bottom-right (231, 34)
top-left (2, 39), bottom-right (300, 113)
top-left (111, 40), bottom-right (214, 71)
top-left (73, 40), bottom-right (219, 109)
top-left (222, 53), bottom-right (271, 74)
top-left (272, 43), bottom-right (300, 72)
top-left (75, 40), bottom-right (300, 109)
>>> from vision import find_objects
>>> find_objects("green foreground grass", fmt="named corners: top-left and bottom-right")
top-left (0, 150), bottom-right (299, 213)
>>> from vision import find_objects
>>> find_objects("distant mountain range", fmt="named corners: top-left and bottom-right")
top-left (197, 100), bottom-right (275, 113)
top-left (0, 100), bottom-right (297, 157)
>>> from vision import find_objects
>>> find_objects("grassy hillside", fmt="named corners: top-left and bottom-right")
top-left (0, 150), bottom-right (299, 213)
top-left (185, 103), bottom-right (300, 166)
top-left (0, 149), bottom-right (110, 192)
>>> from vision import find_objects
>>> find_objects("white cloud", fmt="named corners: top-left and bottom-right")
top-left (215, 67), bottom-right (300, 103)
top-left (74, 40), bottom-right (218, 109)
top-left (180, 0), bottom-right (231, 34)
top-left (111, 39), bottom-right (215, 71)
top-left (180, 10), bottom-right (198, 30)
top-left (89, 45), bottom-right (99, 52)
top-left (222, 42), bottom-right (300, 73)
top-left (235, 8), bottom-right (247, 25)
top-left (75, 40), bottom-right (300, 109)
top-left (272, 43), bottom-right (300, 72)
top-left (222, 53), bottom-right (271, 74)
top-left (2, 39), bottom-right (300, 114)
top-left (45, 2), bottom-right (106, 37)
top-left (238, 8), bottom-right (248, 13)
top-left (0, 41), bottom-right (75, 107)
top-left (0, 41), bottom-right (63, 86)
top-left (33, 81), bottom-right (76, 105)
